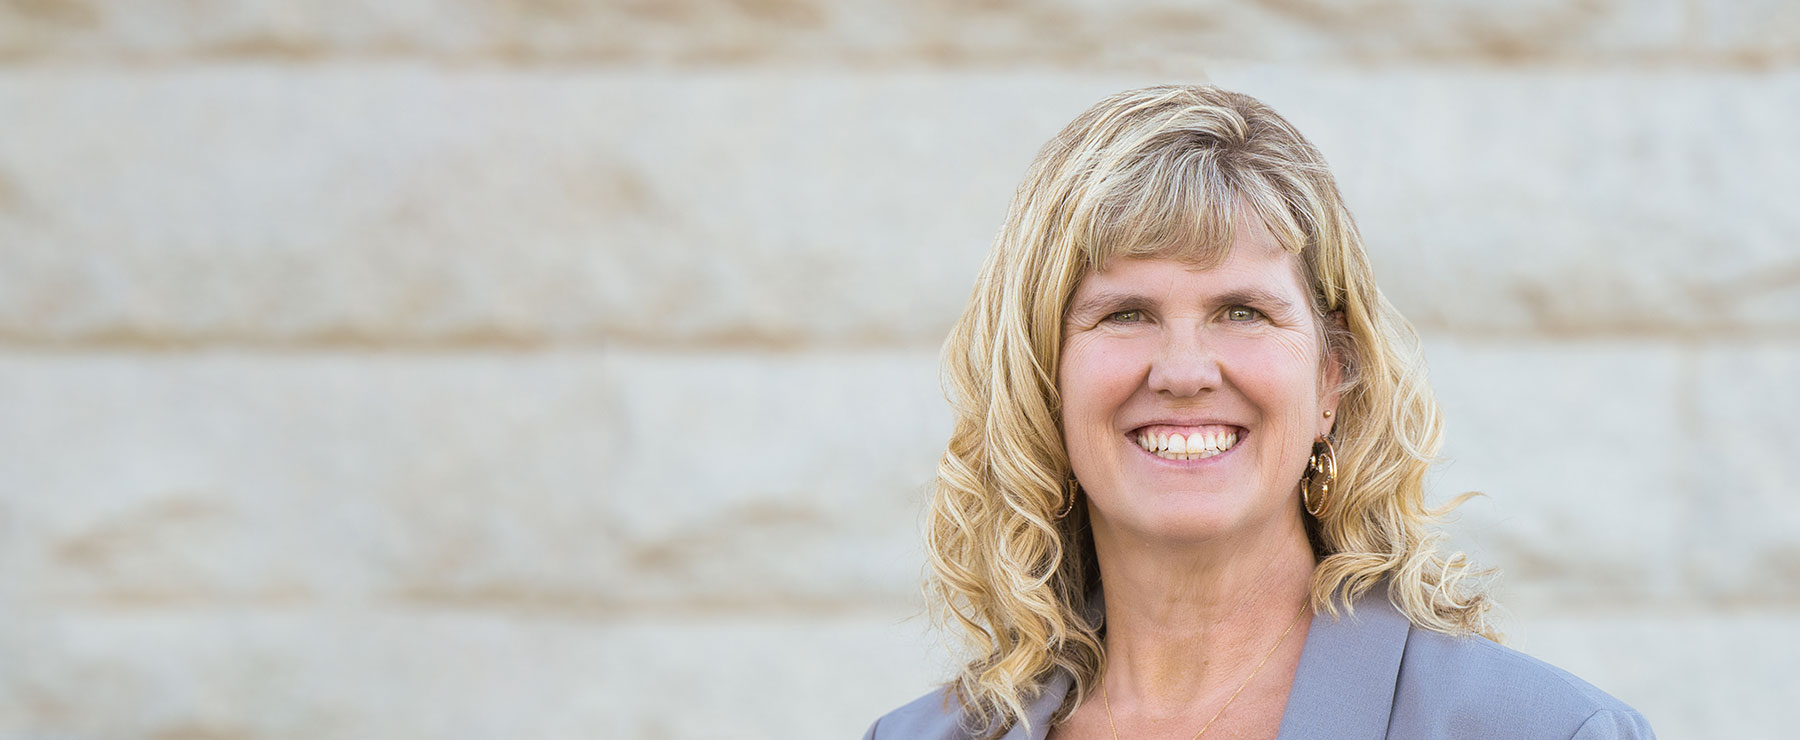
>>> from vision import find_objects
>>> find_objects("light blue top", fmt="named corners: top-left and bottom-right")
top-left (863, 591), bottom-right (1654, 739)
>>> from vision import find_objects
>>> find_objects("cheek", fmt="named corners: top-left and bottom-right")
top-left (1227, 336), bottom-right (1325, 416)
top-left (1058, 338), bottom-right (1145, 437)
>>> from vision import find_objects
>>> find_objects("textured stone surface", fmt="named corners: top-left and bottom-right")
top-left (0, 350), bottom-right (621, 609)
top-left (5, 605), bottom-right (1788, 740)
top-left (2, 2), bottom-right (1795, 738)
top-left (1687, 343), bottom-right (1800, 602)
top-left (5, 342), bottom-right (1772, 616)
top-left (593, 349), bottom-right (944, 608)
top-left (0, 608), bottom-right (948, 740)
top-left (1697, 0), bottom-right (1800, 56)
top-left (1420, 336), bottom-right (1691, 607)
top-left (1255, 69), bottom-right (1800, 341)
top-left (3, 340), bottom-right (1794, 737)
top-left (3, 68), bottom-right (1798, 349)
top-left (0, 0), bottom-right (1710, 65)
top-left (1499, 608), bottom-right (1799, 740)
top-left (0, 349), bottom-right (940, 613)
top-left (0, 68), bottom-right (1049, 348)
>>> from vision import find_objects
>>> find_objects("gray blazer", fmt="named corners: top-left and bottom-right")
top-left (863, 592), bottom-right (1653, 739)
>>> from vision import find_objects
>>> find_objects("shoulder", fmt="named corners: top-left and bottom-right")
top-left (1390, 627), bottom-right (1655, 739)
top-left (862, 684), bottom-right (975, 740)
top-left (864, 669), bottom-right (1073, 740)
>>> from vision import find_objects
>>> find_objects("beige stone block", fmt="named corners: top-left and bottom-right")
top-left (15, 603), bottom-right (1777, 740)
top-left (0, 68), bottom-right (1067, 348)
top-left (1499, 608), bottom-right (1799, 740)
top-left (2, 68), bottom-right (1794, 347)
top-left (1686, 342), bottom-right (1800, 600)
top-left (1418, 337), bottom-right (1689, 606)
top-left (589, 349), bottom-right (944, 607)
top-left (0, 350), bottom-right (623, 607)
top-left (1219, 69), bottom-right (1800, 338)
top-left (0, 608), bottom-right (947, 740)
top-left (599, 613), bottom-right (949, 740)
top-left (1697, 0), bottom-right (1800, 56)
top-left (0, 348), bottom-right (942, 611)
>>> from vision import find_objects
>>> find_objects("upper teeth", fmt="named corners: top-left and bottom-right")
top-left (1137, 428), bottom-right (1239, 461)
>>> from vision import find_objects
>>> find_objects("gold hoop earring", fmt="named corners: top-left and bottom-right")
top-left (1300, 435), bottom-right (1336, 517)
top-left (1057, 478), bottom-right (1080, 519)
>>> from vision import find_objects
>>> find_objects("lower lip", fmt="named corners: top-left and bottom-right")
top-left (1129, 431), bottom-right (1246, 466)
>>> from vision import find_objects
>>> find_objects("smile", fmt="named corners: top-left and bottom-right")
top-left (1133, 425), bottom-right (1241, 461)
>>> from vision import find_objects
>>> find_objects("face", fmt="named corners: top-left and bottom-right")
top-left (1058, 219), bottom-right (1339, 549)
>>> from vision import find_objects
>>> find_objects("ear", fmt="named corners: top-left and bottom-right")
top-left (1319, 310), bottom-right (1347, 437)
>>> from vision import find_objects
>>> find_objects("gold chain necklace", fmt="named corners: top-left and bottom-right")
top-left (1100, 601), bottom-right (1310, 740)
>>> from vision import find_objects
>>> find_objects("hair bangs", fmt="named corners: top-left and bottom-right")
top-left (1074, 149), bottom-right (1311, 274)
top-left (1234, 169), bottom-right (1314, 257)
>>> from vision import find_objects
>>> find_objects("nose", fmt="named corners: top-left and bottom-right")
top-left (1147, 322), bottom-right (1221, 397)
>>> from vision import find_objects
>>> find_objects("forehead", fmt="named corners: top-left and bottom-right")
top-left (1080, 224), bottom-right (1306, 297)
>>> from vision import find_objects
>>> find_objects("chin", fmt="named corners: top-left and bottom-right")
top-left (1102, 496), bottom-right (1268, 545)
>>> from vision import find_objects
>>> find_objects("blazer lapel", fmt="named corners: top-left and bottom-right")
top-left (1274, 591), bottom-right (1410, 740)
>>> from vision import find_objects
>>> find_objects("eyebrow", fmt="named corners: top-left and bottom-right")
top-left (1066, 287), bottom-right (1299, 319)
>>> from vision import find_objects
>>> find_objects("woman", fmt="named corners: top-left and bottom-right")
top-left (864, 86), bottom-right (1653, 740)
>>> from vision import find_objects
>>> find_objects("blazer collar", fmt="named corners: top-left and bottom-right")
top-left (1000, 669), bottom-right (1072, 740)
top-left (1001, 589), bottom-right (1409, 740)
top-left (1273, 589), bottom-right (1410, 740)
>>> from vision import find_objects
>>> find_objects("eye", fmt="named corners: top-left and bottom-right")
top-left (1106, 309), bottom-right (1147, 324)
top-left (1226, 306), bottom-right (1262, 322)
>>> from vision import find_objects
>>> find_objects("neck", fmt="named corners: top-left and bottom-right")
top-left (1090, 510), bottom-right (1315, 715)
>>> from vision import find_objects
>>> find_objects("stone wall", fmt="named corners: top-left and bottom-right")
top-left (1, 2), bottom-right (1794, 738)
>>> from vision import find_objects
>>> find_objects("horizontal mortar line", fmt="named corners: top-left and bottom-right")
top-left (34, 594), bottom-right (1800, 620)
top-left (1498, 602), bottom-right (1800, 619)
top-left (385, 588), bottom-right (924, 620)
top-left (35, 596), bottom-right (927, 620)
top-left (0, 333), bottom-right (950, 354)
top-left (1412, 325), bottom-right (1800, 343)
top-left (0, 52), bottom-right (1798, 73)
top-left (6, 327), bottom-right (1800, 354)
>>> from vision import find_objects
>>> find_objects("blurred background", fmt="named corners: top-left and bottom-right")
top-left (1, 1), bottom-right (1796, 738)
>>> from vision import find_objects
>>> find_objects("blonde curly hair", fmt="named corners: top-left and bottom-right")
top-left (925, 84), bottom-right (1495, 738)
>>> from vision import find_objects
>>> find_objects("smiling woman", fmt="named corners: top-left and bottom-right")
top-left (863, 86), bottom-right (1655, 740)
